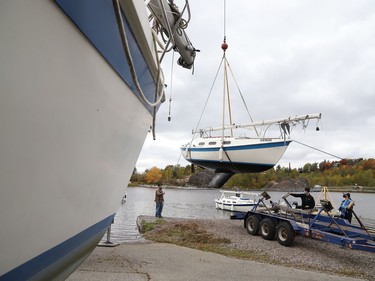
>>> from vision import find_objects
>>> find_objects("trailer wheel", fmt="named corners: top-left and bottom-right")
top-left (259, 218), bottom-right (277, 240)
top-left (276, 222), bottom-right (295, 246)
top-left (245, 215), bottom-right (260, 235)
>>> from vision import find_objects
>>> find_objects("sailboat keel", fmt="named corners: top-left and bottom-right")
top-left (209, 172), bottom-right (234, 188)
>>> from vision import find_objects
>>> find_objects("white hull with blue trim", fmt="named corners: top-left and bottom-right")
top-left (182, 137), bottom-right (291, 174)
top-left (215, 190), bottom-right (261, 212)
top-left (0, 0), bottom-right (196, 280)
top-left (181, 114), bottom-right (321, 188)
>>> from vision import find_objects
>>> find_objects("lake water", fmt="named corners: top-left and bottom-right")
top-left (102, 186), bottom-right (375, 244)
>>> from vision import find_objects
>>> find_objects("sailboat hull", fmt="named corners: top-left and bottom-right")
top-left (181, 138), bottom-right (291, 174)
top-left (0, 0), bottom-right (157, 279)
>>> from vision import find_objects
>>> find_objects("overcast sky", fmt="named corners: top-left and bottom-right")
top-left (135, 0), bottom-right (375, 172)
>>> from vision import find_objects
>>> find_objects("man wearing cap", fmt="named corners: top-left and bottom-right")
top-left (284, 187), bottom-right (315, 210)
top-left (339, 193), bottom-right (354, 223)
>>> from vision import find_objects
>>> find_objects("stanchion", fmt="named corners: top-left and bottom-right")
top-left (98, 225), bottom-right (119, 247)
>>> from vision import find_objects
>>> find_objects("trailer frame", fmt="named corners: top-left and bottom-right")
top-left (231, 192), bottom-right (375, 252)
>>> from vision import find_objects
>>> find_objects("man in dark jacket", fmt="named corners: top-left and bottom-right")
top-left (285, 187), bottom-right (315, 210)
top-left (155, 184), bottom-right (165, 218)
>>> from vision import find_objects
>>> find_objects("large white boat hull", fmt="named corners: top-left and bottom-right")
top-left (181, 137), bottom-right (291, 173)
top-left (0, 0), bottom-right (159, 279)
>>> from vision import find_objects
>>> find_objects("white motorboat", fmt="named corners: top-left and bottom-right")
top-left (0, 0), bottom-right (196, 280)
top-left (215, 190), bottom-right (261, 212)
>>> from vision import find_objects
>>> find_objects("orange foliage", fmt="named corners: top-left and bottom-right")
top-left (145, 166), bottom-right (162, 183)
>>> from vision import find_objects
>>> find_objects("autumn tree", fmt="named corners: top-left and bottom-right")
top-left (145, 166), bottom-right (162, 184)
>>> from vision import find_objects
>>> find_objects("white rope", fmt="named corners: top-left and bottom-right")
top-left (113, 0), bottom-right (165, 108)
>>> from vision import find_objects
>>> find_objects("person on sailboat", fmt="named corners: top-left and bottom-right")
top-left (284, 187), bottom-right (315, 210)
top-left (339, 193), bottom-right (354, 223)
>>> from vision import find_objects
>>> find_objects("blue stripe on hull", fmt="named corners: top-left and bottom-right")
top-left (55, 0), bottom-right (157, 114)
top-left (220, 203), bottom-right (254, 207)
top-left (182, 140), bottom-right (291, 153)
top-left (1, 214), bottom-right (115, 281)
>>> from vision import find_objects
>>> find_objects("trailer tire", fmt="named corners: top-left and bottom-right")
top-left (276, 222), bottom-right (295, 246)
top-left (260, 218), bottom-right (277, 240)
top-left (245, 215), bottom-right (260, 235)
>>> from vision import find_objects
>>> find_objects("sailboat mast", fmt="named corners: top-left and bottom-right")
top-left (221, 45), bottom-right (226, 141)
top-left (221, 0), bottom-right (233, 138)
top-left (224, 57), bottom-right (233, 137)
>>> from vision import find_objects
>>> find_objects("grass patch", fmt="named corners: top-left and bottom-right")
top-left (139, 219), bottom-right (166, 233)
top-left (141, 221), bottom-right (271, 262)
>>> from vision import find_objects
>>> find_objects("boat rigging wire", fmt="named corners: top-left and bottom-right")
top-left (223, 0), bottom-right (226, 37)
top-left (293, 139), bottom-right (344, 160)
top-left (168, 51), bottom-right (175, 121)
top-left (225, 62), bottom-right (259, 136)
top-left (190, 57), bottom-right (225, 141)
top-left (190, 0), bottom-right (259, 144)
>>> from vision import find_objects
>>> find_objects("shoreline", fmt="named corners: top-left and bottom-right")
top-left (135, 215), bottom-right (374, 280)
top-left (129, 184), bottom-right (375, 193)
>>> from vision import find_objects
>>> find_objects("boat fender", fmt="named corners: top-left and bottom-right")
top-left (219, 147), bottom-right (223, 162)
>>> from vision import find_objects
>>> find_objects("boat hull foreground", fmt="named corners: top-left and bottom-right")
top-left (0, 0), bottom-right (171, 279)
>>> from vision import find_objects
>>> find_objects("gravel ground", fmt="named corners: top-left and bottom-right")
top-left (138, 216), bottom-right (375, 280)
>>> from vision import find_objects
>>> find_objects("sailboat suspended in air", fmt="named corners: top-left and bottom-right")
top-left (180, 34), bottom-right (321, 188)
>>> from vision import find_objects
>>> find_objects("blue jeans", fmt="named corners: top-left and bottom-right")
top-left (155, 202), bottom-right (164, 217)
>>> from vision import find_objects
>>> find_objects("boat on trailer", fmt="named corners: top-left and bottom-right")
top-left (215, 190), bottom-right (262, 212)
top-left (0, 0), bottom-right (196, 280)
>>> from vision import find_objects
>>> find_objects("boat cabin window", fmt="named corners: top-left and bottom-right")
top-left (208, 142), bottom-right (217, 145)
top-left (198, 142), bottom-right (205, 146)
top-left (223, 141), bottom-right (231, 145)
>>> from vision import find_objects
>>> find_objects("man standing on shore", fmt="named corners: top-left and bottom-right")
top-left (155, 184), bottom-right (165, 218)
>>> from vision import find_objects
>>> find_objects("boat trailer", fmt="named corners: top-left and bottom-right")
top-left (231, 191), bottom-right (375, 252)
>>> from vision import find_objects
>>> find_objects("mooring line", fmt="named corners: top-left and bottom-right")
top-left (293, 139), bottom-right (344, 160)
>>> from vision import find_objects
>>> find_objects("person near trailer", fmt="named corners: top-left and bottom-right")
top-left (154, 184), bottom-right (165, 218)
top-left (339, 192), bottom-right (354, 223)
top-left (285, 187), bottom-right (315, 210)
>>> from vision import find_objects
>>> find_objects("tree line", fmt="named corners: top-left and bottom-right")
top-left (130, 158), bottom-right (375, 189)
